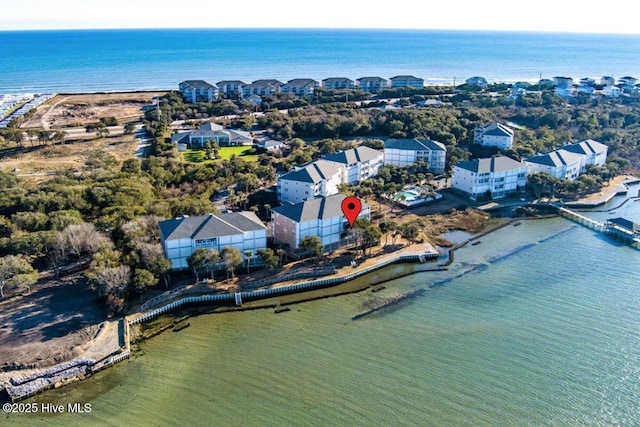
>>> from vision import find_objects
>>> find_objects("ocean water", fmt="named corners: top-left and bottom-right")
top-left (8, 184), bottom-right (640, 426)
top-left (1, 29), bottom-right (640, 93)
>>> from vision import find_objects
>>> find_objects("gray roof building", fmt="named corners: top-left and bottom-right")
top-left (321, 146), bottom-right (383, 165)
top-left (179, 80), bottom-right (217, 90)
top-left (272, 194), bottom-right (369, 223)
top-left (562, 139), bottom-right (608, 157)
top-left (525, 149), bottom-right (584, 168)
top-left (454, 156), bottom-right (524, 173)
top-left (384, 138), bottom-right (446, 152)
top-left (159, 212), bottom-right (266, 241)
top-left (279, 160), bottom-right (342, 184)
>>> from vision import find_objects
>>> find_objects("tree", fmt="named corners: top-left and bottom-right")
top-left (86, 122), bottom-right (109, 137)
top-left (203, 249), bottom-right (220, 279)
top-left (132, 268), bottom-right (156, 295)
top-left (0, 255), bottom-right (37, 299)
top-left (187, 248), bottom-right (209, 282)
top-left (257, 248), bottom-right (278, 270)
top-left (379, 220), bottom-right (398, 247)
top-left (123, 122), bottom-right (136, 135)
top-left (243, 250), bottom-right (253, 274)
top-left (121, 158), bottom-right (142, 174)
top-left (59, 222), bottom-right (111, 259)
top-left (399, 222), bottom-right (421, 245)
top-left (301, 235), bottom-right (323, 259)
top-left (221, 246), bottom-right (242, 278)
top-left (137, 242), bottom-right (172, 288)
top-left (52, 130), bottom-right (67, 145)
top-left (276, 248), bottom-right (286, 266)
top-left (362, 223), bottom-right (382, 256)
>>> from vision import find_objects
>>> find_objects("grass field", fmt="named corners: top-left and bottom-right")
top-left (182, 146), bottom-right (259, 163)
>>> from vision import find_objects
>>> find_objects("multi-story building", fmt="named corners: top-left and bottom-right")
top-left (383, 138), bottom-right (447, 173)
top-left (321, 146), bottom-right (384, 184)
top-left (216, 80), bottom-right (246, 99)
top-left (272, 194), bottom-right (371, 251)
top-left (159, 212), bottom-right (267, 270)
top-left (356, 77), bottom-right (389, 93)
top-left (452, 156), bottom-right (527, 200)
top-left (178, 80), bottom-right (219, 103)
top-left (524, 149), bottom-right (585, 180)
top-left (473, 123), bottom-right (515, 149)
top-left (389, 75), bottom-right (424, 89)
top-left (321, 77), bottom-right (355, 90)
top-left (241, 79), bottom-right (283, 97)
top-left (277, 160), bottom-right (343, 205)
top-left (525, 140), bottom-right (608, 180)
top-left (281, 79), bottom-right (319, 96)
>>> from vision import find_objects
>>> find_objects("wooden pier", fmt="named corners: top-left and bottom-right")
top-left (558, 207), bottom-right (606, 232)
top-left (558, 206), bottom-right (640, 247)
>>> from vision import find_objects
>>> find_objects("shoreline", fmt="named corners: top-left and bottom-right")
top-left (0, 212), bottom-right (550, 403)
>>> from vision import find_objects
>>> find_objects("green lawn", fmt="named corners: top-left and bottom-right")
top-left (181, 146), bottom-right (259, 163)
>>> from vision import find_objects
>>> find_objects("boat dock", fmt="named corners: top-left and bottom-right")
top-left (558, 206), bottom-right (640, 247)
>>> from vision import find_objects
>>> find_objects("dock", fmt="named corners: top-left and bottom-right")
top-left (558, 206), bottom-right (640, 247)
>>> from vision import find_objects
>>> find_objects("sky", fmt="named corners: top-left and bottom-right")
top-left (1, 0), bottom-right (638, 35)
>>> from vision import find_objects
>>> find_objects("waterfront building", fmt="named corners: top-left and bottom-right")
top-left (562, 139), bottom-right (608, 170)
top-left (356, 77), bottom-right (389, 93)
top-left (524, 149), bottom-right (584, 180)
top-left (321, 77), bottom-right (355, 90)
top-left (383, 138), bottom-right (446, 174)
top-left (465, 76), bottom-right (488, 88)
top-left (524, 140), bottom-right (608, 180)
top-left (321, 146), bottom-right (384, 184)
top-left (281, 79), bottom-right (320, 96)
top-left (389, 75), bottom-right (424, 89)
top-left (272, 194), bottom-right (371, 251)
top-left (473, 123), bottom-right (514, 149)
top-left (277, 160), bottom-right (343, 204)
top-left (159, 212), bottom-right (267, 270)
top-left (241, 79), bottom-right (283, 97)
top-left (171, 122), bottom-right (253, 147)
top-left (452, 156), bottom-right (527, 200)
top-left (178, 80), bottom-right (219, 103)
top-left (216, 80), bottom-right (246, 99)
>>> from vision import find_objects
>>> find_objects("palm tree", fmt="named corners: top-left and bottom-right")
top-left (243, 250), bottom-right (252, 274)
top-left (276, 248), bottom-right (285, 267)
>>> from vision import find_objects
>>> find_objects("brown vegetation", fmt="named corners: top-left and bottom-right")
top-left (22, 92), bottom-right (165, 129)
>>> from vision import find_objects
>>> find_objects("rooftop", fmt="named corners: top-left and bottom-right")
top-left (478, 123), bottom-right (514, 137)
top-left (384, 138), bottom-right (446, 152)
top-left (159, 212), bottom-right (266, 241)
top-left (563, 139), bottom-right (608, 156)
top-left (454, 156), bottom-right (524, 173)
top-left (279, 160), bottom-right (342, 184)
top-left (525, 149), bottom-right (586, 168)
top-left (273, 194), bottom-right (370, 223)
top-left (321, 146), bottom-right (383, 165)
top-left (180, 80), bottom-right (217, 90)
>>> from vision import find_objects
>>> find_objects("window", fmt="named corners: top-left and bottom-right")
top-left (195, 237), bottom-right (217, 248)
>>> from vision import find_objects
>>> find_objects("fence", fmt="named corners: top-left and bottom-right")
top-left (3, 250), bottom-right (437, 402)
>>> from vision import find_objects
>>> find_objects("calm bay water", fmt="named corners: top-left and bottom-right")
top-left (8, 185), bottom-right (640, 426)
top-left (1, 29), bottom-right (640, 93)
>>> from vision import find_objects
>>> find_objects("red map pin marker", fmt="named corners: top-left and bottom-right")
top-left (341, 196), bottom-right (362, 228)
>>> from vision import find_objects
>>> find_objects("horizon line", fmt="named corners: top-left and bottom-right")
top-left (1, 26), bottom-right (639, 37)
